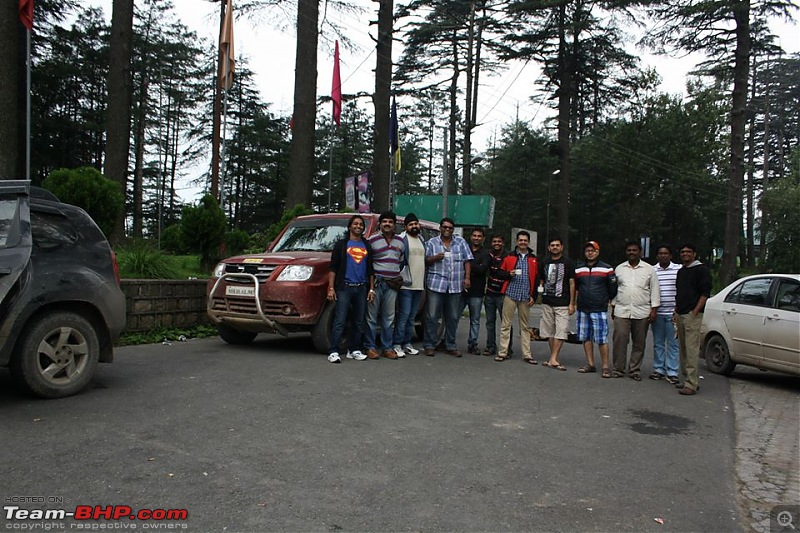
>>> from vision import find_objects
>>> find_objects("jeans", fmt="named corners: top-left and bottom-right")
top-left (329, 284), bottom-right (367, 353)
top-left (651, 314), bottom-right (679, 376)
top-left (460, 294), bottom-right (484, 348)
top-left (393, 289), bottom-right (423, 347)
top-left (424, 289), bottom-right (461, 350)
top-left (484, 292), bottom-right (511, 352)
top-left (364, 280), bottom-right (398, 351)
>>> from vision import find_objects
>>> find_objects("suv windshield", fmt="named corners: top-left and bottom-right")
top-left (271, 219), bottom-right (349, 252)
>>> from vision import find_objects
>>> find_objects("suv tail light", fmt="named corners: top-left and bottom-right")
top-left (111, 250), bottom-right (121, 285)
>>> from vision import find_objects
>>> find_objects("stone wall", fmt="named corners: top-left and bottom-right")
top-left (120, 279), bottom-right (210, 332)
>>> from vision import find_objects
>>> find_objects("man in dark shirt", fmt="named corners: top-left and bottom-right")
top-left (674, 243), bottom-right (713, 395)
top-left (538, 237), bottom-right (576, 370)
top-left (483, 235), bottom-right (511, 357)
top-left (461, 228), bottom-right (490, 354)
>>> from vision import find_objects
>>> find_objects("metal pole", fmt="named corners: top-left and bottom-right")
top-left (327, 132), bottom-right (334, 212)
top-left (25, 30), bottom-right (31, 182)
top-left (442, 127), bottom-right (448, 219)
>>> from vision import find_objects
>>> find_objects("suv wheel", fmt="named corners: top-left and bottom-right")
top-left (11, 311), bottom-right (100, 398)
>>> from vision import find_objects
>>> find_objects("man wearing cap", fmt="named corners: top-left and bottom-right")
top-left (674, 243), bottom-right (712, 396)
top-left (611, 240), bottom-right (660, 380)
top-left (422, 217), bottom-right (473, 357)
top-left (574, 241), bottom-right (617, 377)
top-left (392, 213), bottom-right (426, 357)
top-left (364, 211), bottom-right (405, 360)
top-left (538, 237), bottom-right (576, 370)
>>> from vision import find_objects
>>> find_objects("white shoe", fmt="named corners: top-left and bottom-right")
top-left (393, 346), bottom-right (406, 358)
top-left (346, 350), bottom-right (367, 361)
top-left (403, 344), bottom-right (420, 355)
top-left (327, 352), bottom-right (341, 363)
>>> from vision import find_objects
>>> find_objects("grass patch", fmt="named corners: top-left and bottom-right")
top-left (117, 242), bottom-right (209, 279)
top-left (116, 324), bottom-right (218, 346)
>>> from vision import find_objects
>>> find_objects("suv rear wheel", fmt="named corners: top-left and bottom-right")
top-left (11, 311), bottom-right (100, 398)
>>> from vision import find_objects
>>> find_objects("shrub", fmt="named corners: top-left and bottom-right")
top-left (117, 240), bottom-right (179, 279)
top-left (42, 167), bottom-right (124, 238)
top-left (160, 224), bottom-right (186, 254)
top-left (224, 229), bottom-right (250, 257)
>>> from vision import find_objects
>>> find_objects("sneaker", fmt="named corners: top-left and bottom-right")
top-left (393, 345), bottom-right (406, 358)
top-left (403, 344), bottom-right (420, 355)
top-left (327, 352), bottom-right (341, 364)
top-left (346, 350), bottom-right (367, 361)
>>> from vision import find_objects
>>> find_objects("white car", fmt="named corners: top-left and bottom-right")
top-left (702, 274), bottom-right (800, 376)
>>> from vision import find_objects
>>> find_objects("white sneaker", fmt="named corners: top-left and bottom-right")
top-left (393, 345), bottom-right (406, 358)
top-left (346, 350), bottom-right (367, 361)
top-left (403, 344), bottom-right (420, 355)
top-left (327, 352), bottom-right (341, 363)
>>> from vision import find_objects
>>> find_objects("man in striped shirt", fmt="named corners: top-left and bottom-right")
top-left (651, 245), bottom-right (681, 384)
top-left (364, 211), bottom-right (406, 360)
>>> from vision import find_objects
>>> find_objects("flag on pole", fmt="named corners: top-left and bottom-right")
top-left (19, 0), bottom-right (33, 30)
top-left (389, 95), bottom-right (401, 172)
top-left (332, 40), bottom-right (342, 127)
top-left (219, 0), bottom-right (235, 90)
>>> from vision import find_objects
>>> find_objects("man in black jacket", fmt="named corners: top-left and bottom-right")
top-left (482, 235), bottom-right (511, 356)
top-left (574, 241), bottom-right (618, 378)
top-left (326, 215), bottom-right (374, 363)
top-left (461, 228), bottom-right (491, 354)
top-left (674, 243), bottom-right (712, 395)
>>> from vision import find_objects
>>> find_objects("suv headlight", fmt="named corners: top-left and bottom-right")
top-left (276, 265), bottom-right (313, 281)
top-left (212, 262), bottom-right (226, 278)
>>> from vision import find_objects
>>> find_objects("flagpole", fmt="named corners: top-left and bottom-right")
top-left (25, 28), bottom-right (31, 182)
top-left (327, 129), bottom-right (334, 213)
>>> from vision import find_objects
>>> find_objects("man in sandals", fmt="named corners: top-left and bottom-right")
top-left (574, 241), bottom-right (617, 377)
top-left (496, 231), bottom-right (539, 364)
top-left (538, 237), bottom-right (576, 370)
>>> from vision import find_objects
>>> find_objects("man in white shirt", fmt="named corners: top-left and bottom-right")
top-left (393, 213), bottom-right (426, 356)
top-left (611, 240), bottom-right (660, 380)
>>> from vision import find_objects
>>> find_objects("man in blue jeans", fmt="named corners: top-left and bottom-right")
top-left (423, 218), bottom-right (473, 357)
top-left (326, 215), bottom-right (374, 363)
top-left (483, 235), bottom-right (512, 357)
top-left (393, 213), bottom-right (426, 357)
top-left (651, 245), bottom-right (681, 384)
top-left (460, 228), bottom-right (490, 354)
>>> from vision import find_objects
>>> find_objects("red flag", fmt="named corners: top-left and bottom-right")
top-left (19, 0), bottom-right (33, 30)
top-left (219, 0), bottom-right (235, 90)
top-left (331, 40), bottom-right (342, 127)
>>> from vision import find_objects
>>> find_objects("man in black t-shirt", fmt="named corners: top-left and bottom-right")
top-left (538, 237), bottom-right (576, 370)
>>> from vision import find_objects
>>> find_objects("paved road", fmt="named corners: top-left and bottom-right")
top-left (1, 316), bottom-right (797, 532)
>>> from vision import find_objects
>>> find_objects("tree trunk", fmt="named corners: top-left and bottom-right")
top-left (286, 0), bottom-right (319, 210)
top-left (210, 1), bottom-right (225, 200)
top-left (744, 57), bottom-right (756, 269)
top-left (462, 0), bottom-right (476, 195)
top-left (719, 0), bottom-right (750, 286)
top-left (371, 0), bottom-right (393, 213)
top-left (448, 31), bottom-right (459, 197)
top-left (104, 0), bottom-right (134, 242)
top-left (556, 3), bottom-right (571, 249)
top-left (0, 3), bottom-right (24, 181)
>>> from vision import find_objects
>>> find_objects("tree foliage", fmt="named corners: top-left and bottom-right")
top-left (180, 194), bottom-right (226, 267)
top-left (42, 166), bottom-right (125, 238)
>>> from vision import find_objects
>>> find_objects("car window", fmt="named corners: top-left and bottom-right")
top-left (30, 210), bottom-right (78, 251)
top-left (0, 198), bottom-right (20, 248)
top-left (271, 219), bottom-right (349, 252)
top-left (726, 278), bottom-right (772, 307)
top-left (775, 279), bottom-right (800, 313)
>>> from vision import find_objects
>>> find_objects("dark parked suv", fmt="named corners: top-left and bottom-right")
top-left (0, 181), bottom-right (126, 398)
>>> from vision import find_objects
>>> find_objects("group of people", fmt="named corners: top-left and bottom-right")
top-left (325, 212), bottom-right (712, 396)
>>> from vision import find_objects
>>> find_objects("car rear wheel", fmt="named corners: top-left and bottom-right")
top-left (704, 334), bottom-right (736, 376)
top-left (217, 324), bottom-right (257, 345)
top-left (11, 311), bottom-right (100, 398)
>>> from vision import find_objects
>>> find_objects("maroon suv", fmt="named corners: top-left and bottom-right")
top-left (207, 213), bottom-right (438, 352)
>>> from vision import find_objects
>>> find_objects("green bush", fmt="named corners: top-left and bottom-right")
top-left (117, 240), bottom-right (179, 279)
top-left (264, 204), bottom-right (313, 243)
top-left (160, 224), bottom-right (186, 254)
top-left (224, 229), bottom-right (250, 257)
top-left (181, 194), bottom-right (226, 269)
top-left (42, 167), bottom-right (124, 238)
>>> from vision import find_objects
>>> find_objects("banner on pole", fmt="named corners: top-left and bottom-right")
top-left (357, 172), bottom-right (371, 213)
top-left (344, 176), bottom-right (356, 210)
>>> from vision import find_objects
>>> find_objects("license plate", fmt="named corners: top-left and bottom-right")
top-left (225, 285), bottom-right (255, 297)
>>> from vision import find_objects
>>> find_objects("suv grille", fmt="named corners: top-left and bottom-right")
top-left (224, 263), bottom-right (278, 281)
top-left (210, 298), bottom-right (299, 317)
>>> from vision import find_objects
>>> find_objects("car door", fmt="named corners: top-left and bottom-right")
top-left (0, 181), bottom-right (32, 309)
top-left (762, 277), bottom-right (800, 374)
top-left (721, 277), bottom-right (772, 363)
